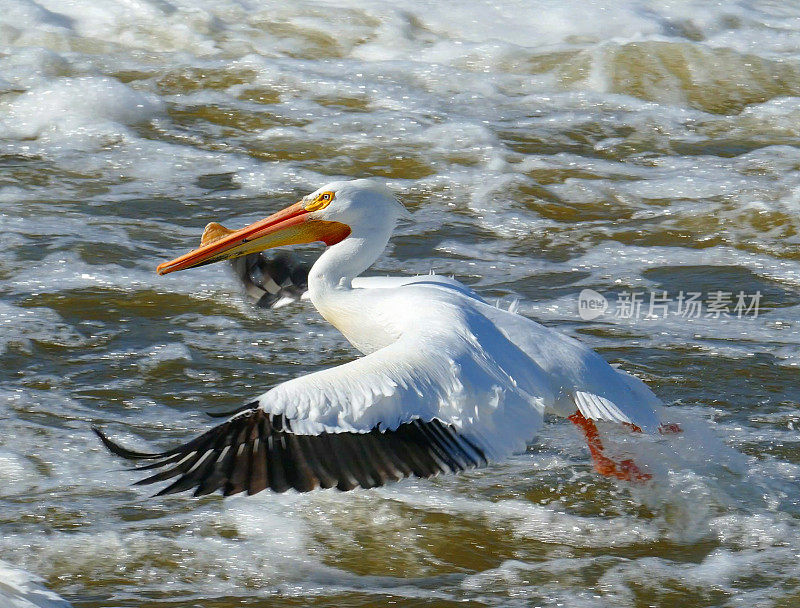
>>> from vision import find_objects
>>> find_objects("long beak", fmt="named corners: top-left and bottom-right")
top-left (156, 201), bottom-right (350, 275)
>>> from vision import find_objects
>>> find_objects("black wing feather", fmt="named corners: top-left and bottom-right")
top-left (92, 408), bottom-right (487, 497)
top-left (229, 251), bottom-right (310, 309)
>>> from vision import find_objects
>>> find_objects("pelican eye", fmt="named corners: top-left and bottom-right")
top-left (305, 191), bottom-right (335, 212)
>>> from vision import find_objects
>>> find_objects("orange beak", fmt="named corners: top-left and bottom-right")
top-left (156, 201), bottom-right (351, 275)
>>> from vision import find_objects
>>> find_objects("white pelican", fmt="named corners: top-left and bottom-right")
top-left (95, 179), bottom-right (674, 496)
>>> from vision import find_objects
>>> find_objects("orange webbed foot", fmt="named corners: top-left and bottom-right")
top-left (569, 411), bottom-right (652, 483)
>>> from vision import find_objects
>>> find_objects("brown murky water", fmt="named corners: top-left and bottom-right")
top-left (1, 2), bottom-right (800, 606)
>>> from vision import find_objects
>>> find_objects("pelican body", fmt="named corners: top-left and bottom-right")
top-left (95, 179), bottom-right (670, 496)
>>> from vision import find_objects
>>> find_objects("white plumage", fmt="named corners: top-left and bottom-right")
top-left (95, 179), bottom-right (667, 496)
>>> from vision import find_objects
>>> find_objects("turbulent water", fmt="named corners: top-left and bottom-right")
top-left (2, 1), bottom-right (800, 606)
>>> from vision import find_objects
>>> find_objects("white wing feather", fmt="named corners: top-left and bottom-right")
top-left (256, 298), bottom-right (554, 460)
top-left (478, 301), bottom-right (663, 433)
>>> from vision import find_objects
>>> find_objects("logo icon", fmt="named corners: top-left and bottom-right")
top-left (578, 289), bottom-right (608, 320)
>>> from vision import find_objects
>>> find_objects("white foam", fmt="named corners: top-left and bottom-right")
top-left (136, 342), bottom-right (193, 371)
top-left (377, 482), bottom-right (660, 547)
top-left (0, 561), bottom-right (71, 608)
top-left (0, 76), bottom-right (162, 144)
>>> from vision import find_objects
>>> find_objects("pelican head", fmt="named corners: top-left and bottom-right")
top-left (156, 179), bottom-right (409, 275)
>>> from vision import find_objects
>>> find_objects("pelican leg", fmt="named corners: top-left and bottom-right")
top-left (568, 411), bottom-right (651, 482)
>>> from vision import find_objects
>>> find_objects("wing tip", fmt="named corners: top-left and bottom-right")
top-left (572, 391), bottom-right (660, 434)
top-left (92, 425), bottom-right (160, 460)
top-left (230, 251), bottom-right (310, 310)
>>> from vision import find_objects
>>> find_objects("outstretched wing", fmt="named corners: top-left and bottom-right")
top-left (93, 412), bottom-right (486, 497)
top-left (477, 299), bottom-right (663, 433)
top-left (95, 300), bottom-right (552, 497)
